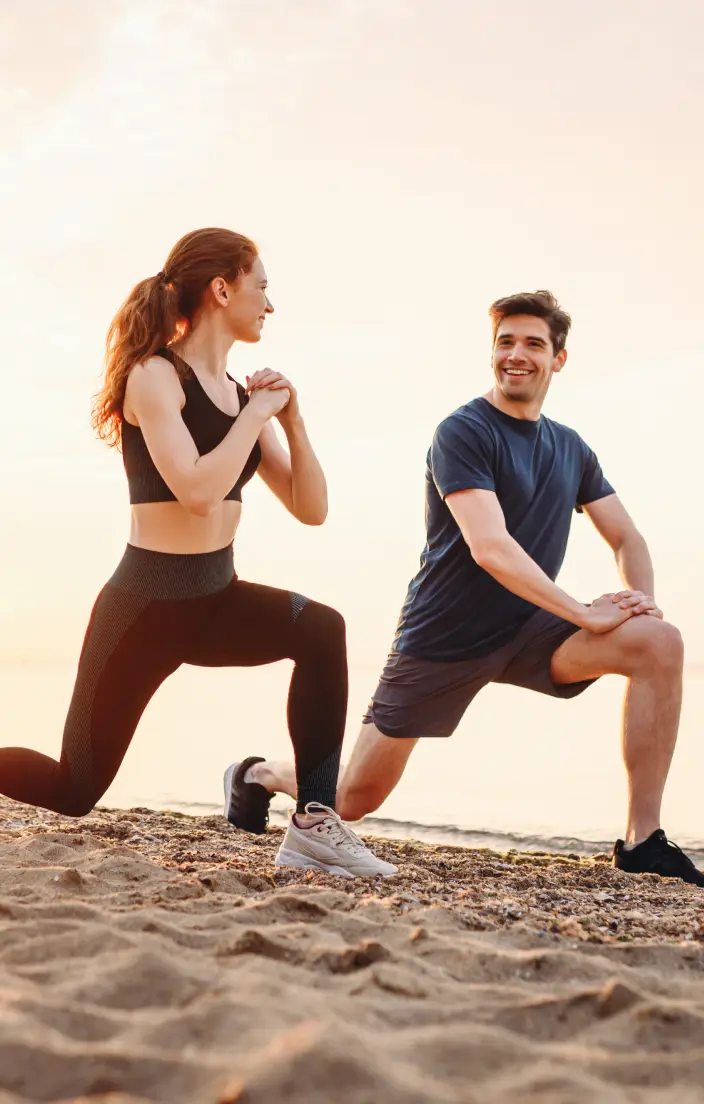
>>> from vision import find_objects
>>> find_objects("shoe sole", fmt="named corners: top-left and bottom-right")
top-left (223, 762), bottom-right (238, 823)
top-left (614, 864), bottom-right (704, 886)
top-left (275, 847), bottom-right (397, 879)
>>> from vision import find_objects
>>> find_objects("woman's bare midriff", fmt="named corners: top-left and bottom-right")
top-left (128, 500), bottom-right (242, 554)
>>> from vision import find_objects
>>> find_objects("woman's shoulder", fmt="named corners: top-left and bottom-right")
top-left (128, 353), bottom-right (182, 386)
top-left (124, 354), bottom-right (186, 417)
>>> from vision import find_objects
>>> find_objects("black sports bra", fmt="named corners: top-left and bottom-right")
top-left (121, 348), bottom-right (261, 505)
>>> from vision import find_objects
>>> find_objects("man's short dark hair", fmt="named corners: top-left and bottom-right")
top-left (489, 290), bottom-right (572, 355)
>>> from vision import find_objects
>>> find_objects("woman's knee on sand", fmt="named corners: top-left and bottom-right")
top-left (51, 766), bottom-right (102, 817)
top-left (56, 794), bottom-right (97, 818)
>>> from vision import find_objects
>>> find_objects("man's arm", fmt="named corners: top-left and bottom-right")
top-left (446, 489), bottom-right (647, 634)
top-left (582, 494), bottom-right (656, 599)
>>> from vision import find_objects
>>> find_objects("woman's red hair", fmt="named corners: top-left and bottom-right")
top-left (92, 227), bottom-right (258, 447)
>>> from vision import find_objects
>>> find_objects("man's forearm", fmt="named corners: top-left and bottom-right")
top-left (615, 533), bottom-right (654, 596)
top-left (473, 535), bottom-right (590, 628)
top-left (283, 417), bottom-right (328, 524)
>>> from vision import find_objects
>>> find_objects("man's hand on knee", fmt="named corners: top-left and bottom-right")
top-left (587, 591), bottom-right (663, 630)
top-left (583, 592), bottom-right (643, 634)
top-left (608, 589), bottom-right (663, 619)
top-left (607, 590), bottom-right (663, 619)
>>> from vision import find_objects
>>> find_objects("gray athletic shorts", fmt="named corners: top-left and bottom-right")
top-left (362, 608), bottom-right (596, 739)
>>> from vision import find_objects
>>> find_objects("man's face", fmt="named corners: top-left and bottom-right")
top-left (492, 314), bottom-right (566, 404)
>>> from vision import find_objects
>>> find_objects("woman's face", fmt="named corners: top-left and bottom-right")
top-left (222, 255), bottom-right (274, 343)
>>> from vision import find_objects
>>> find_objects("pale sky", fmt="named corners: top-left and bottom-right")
top-left (2, 0), bottom-right (703, 668)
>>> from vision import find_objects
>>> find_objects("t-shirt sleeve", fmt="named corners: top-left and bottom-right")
top-left (575, 443), bottom-right (615, 512)
top-left (430, 415), bottom-right (496, 499)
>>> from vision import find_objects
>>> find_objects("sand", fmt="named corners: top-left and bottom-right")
top-left (2, 798), bottom-right (704, 1103)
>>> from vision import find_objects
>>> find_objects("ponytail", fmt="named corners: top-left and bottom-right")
top-left (92, 274), bottom-right (181, 447)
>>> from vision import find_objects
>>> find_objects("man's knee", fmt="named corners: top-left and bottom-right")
top-left (620, 618), bottom-right (683, 673)
top-left (337, 784), bottom-right (384, 822)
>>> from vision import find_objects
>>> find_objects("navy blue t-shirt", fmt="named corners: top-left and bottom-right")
top-left (393, 397), bottom-right (615, 661)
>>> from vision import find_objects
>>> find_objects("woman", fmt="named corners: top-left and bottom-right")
top-left (0, 227), bottom-right (395, 879)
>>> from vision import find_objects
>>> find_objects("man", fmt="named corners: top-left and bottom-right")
top-left (227, 291), bottom-right (700, 885)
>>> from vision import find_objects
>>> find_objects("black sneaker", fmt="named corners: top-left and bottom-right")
top-left (223, 757), bottom-right (272, 835)
top-left (613, 829), bottom-right (704, 886)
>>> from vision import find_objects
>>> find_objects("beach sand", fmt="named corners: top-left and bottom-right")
top-left (2, 798), bottom-right (704, 1103)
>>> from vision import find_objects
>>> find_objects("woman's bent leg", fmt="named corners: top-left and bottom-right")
top-left (0, 585), bottom-right (182, 816)
top-left (185, 582), bottom-right (348, 812)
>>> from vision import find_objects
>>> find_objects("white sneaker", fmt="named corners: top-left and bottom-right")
top-left (275, 803), bottom-right (398, 878)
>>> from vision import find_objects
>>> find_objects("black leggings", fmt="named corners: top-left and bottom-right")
top-left (0, 544), bottom-right (347, 816)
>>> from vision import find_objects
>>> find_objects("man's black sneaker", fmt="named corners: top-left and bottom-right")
top-left (613, 829), bottom-right (704, 886)
top-left (223, 757), bottom-right (272, 835)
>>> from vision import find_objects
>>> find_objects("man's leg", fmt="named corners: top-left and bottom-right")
top-left (245, 648), bottom-right (486, 826)
top-left (550, 615), bottom-right (684, 843)
top-left (247, 722), bottom-right (418, 821)
top-left (336, 723), bottom-right (418, 821)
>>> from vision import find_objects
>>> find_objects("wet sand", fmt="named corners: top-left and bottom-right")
top-left (2, 796), bottom-right (704, 1103)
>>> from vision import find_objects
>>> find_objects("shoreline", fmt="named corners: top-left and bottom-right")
top-left (73, 796), bottom-right (704, 864)
top-left (2, 797), bottom-right (704, 1102)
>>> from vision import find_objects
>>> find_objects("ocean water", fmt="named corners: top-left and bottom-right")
top-left (2, 662), bottom-right (703, 860)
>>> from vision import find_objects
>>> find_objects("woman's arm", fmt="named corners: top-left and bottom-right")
top-left (248, 369), bottom-right (328, 525)
top-left (257, 418), bottom-right (328, 524)
top-left (125, 357), bottom-right (281, 516)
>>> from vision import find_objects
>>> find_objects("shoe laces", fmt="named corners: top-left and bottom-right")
top-left (652, 833), bottom-right (698, 873)
top-left (303, 803), bottom-right (370, 855)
